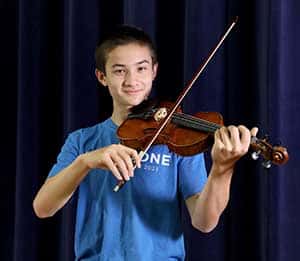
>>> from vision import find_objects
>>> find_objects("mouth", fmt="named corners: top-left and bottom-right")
top-left (123, 89), bottom-right (143, 95)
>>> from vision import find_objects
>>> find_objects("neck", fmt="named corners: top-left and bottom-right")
top-left (111, 106), bottom-right (131, 126)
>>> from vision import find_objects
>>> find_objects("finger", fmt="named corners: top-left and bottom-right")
top-left (214, 129), bottom-right (225, 149)
top-left (227, 125), bottom-right (240, 149)
top-left (119, 145), bottom-right (141, 169)
top-left (128, 148), bottom-right (141, 168)
top-left (117, 150), bottom-right (135, 177)
top-left (118, 144), bottom-right (141, 168)
top-left (238, 125), bottom-right (251, 146)
top-left (104, 157), bottom-right (123, 181)
top-left (219, 127), bottom-right (232, 150)
top-left (250, 127), bottom-right (259, 137)
top-left (111, 153), bottom-right (131, 181)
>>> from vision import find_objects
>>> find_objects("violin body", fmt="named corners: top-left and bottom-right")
top-left (117, 101), bottom-right (223, 156)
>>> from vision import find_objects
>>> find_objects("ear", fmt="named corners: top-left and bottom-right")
top-left (152, 63), bottom-right (158, 80)
top-left (95, 69), bottom-right (107, 86)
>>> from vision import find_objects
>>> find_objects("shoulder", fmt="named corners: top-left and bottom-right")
top-left (67, 118), bottom-right (118, 152)
top-left (69, 118), bottom-right (113, 139)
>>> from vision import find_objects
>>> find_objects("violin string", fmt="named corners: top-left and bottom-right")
top-left (171, 116), bottom-right (217, 132)
top-left (172, 113), bottom-right (221, 133)
top-left (172, 116), bottom-right (218, 133)
top-left (172, 113), bottom-right (218, 131)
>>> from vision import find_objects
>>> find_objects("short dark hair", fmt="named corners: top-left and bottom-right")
top-left (95, 25), bottom-right (157, 73)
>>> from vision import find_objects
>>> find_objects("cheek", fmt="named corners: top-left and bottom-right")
top-left (107, 85), bottom-right (118, 97)
top-left (106, 78), bottom-right (121, 91)
top-left (146, 77), bottom-right (154, 88)
top-left (140, 73), bottom-right (154, 83)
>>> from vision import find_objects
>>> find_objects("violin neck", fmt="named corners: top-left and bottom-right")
top-left (172, 113), bottom-right (221, 133)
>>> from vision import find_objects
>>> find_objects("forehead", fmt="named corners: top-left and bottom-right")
top-left (106, 43), bottom-right (152, 67)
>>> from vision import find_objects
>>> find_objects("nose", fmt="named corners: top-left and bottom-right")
top-left (124, 70), bottom-right (137, 86)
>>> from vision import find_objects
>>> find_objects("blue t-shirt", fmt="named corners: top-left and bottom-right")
top-left (48, 118), bottom-right (207, 261)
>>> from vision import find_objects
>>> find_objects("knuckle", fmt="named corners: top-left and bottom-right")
top-left (111, 144), bottom-right (119, 149)
top-left (233, 146), bottom-right (247, 156)
top-left (238, 124), bottom-right (246, 129)
top-left (230, 148), bottom-right (237, 155)
top-left (240, 147), bottom-right (248, 154)
top-left (238, 125), bottom-right (250, 134)
top-left (228, 125), bottom-right (238, 133)
top-left (132, 149), bottom-right (138, 157)
top-left (221, 147), bottom-right (230, 154)
top-left (104, 150), bottom-right (113, 159)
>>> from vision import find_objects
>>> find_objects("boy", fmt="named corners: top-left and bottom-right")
top-left (33, 25), bottom-right (257, 260)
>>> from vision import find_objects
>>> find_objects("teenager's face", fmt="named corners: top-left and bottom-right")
top-left (96, 43), bottom-right (158, 112)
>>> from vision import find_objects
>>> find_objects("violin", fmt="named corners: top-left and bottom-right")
top-left (113, 17), bottom-right (289, 192)
top-left (114, 99), bottom-right (289, 192)
top-left (117, 99), bottom-right (289, 164)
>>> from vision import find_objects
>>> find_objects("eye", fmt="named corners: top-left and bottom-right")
top-left (137, 66), bottom-right (148, 73)
top-left (113, 69), bottom-right (126, 76)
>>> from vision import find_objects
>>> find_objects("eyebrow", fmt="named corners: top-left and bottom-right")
top-left (111, 60), bottom-right (150, 68)
top-left (136, 60), bottom-right (150, 65)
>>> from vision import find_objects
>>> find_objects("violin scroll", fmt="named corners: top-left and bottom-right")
top-left (250, 136), bottom-right (289, 168)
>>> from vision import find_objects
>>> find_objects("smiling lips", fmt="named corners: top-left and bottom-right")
top-left (123, 89), bottom-right (143, 95)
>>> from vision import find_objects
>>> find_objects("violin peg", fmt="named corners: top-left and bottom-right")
top-left (251, 151), bottom-right (261, 160)
top-left (262, 160), bottom-right (272, 169)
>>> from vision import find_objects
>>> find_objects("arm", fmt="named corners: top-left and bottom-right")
top-left (33, 144), bottom-right (141, 218)
top-left (185, 125), bottom-right (258, 233)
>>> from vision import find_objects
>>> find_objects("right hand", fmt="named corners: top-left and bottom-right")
top-left (81, 144), bottom-right (141, 181)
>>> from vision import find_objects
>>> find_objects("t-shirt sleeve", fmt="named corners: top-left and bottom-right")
top-left (178, 153), bottom-right (207, 199)
top-left (48, 131), bottom-right (81, 178)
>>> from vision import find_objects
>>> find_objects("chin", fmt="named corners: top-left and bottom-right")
top-left (127, 96), bottom-right (147, 106)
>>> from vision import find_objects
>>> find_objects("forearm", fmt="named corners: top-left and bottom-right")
top-left (189, 125), bottom-right (256, 232)
top-left (190, 164), bottom-right (233, 232)
top-left (33, 154), bottom-right (90, 218)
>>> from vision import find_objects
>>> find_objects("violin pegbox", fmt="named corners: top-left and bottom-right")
top-left (250, 136), bottom-right (289, 168)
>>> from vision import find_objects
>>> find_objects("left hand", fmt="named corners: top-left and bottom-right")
top-left (211, 125), bottom-right (258, 174)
